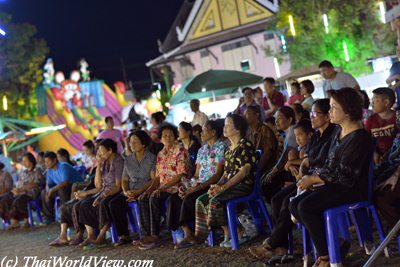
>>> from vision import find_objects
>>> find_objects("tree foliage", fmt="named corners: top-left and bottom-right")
top-left (269, 0), bottom-right (396, 76)
top-left (0, 13), bottom-right (49, 119)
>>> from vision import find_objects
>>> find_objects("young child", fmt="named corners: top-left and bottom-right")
top-left (364, 87), bottom-right (397, 165)
top-left (287, 81), bottom-right (304, 105)
top-left (284, 119), bottom-right (313, 179)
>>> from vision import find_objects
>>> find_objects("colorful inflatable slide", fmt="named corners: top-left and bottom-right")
top-left (35, 79), bottom-right (129, 154)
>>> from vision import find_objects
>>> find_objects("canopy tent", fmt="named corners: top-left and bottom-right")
top-left (277, 65), bottom-right (320, 82)
top-left (169, 70), bottom-right (263, 105)
top-left (0, 118), bottom-right (65, 157)
top-left (184, 69), bottom-right (263, 93)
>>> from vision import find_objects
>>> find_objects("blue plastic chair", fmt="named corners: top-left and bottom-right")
top-left (323, 160), bottom-right (387, 265)
top-left (225, 150), bottom-right (273, 250)
top-left (54, 196), bottom-right (61, 222)
top-left (73, 165), bottom-right (87, 176)
top-left (1, 219), bottom-right (10, 230)
top-left (127, 201), bottom-right (142, 239)
top-left (27, 197), bottom-right (43, 227)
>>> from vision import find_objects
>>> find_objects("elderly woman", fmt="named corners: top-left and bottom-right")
top-left (170, 120), bottom-right (226, 248)
top-left (194, 114), bottom-right (258, 247)
top-left (0, 153), bottom-right (43, 229)
top-left (136, 124), bottom-right (190, 250)
top-left (78, 139), bottom-right (124, 249)
top-left (108, 130), bottom-right (156, 246)
top-left (289, 88), bottom-right (373, 267)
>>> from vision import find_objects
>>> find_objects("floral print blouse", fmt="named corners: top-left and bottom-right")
top-left (156, 143), bottom-right (190, 193)
top-left (196, 140), bottom-right (227, 183)
top-left (221, 138), bottom-right (257, 186)
top-left (16, 167), bottom-right (45, 199)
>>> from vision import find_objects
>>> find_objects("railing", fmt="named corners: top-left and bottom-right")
top-left (363, 219), bottom-right (400, 267)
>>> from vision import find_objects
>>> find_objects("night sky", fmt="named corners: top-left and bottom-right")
top-left (1, 0), bottom-right (182, 95)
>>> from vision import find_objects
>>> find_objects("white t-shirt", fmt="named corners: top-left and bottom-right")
top-left (191, 111), bottom-right (208, 127)
top-left (322, 72), bottom-right (359, 97)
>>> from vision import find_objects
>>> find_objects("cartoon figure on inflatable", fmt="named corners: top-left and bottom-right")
top-left (51, 71), bottom-right (83, 112)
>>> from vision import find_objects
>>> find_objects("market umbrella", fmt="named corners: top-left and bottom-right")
top-left (184, 69), bottom-right (263, 93)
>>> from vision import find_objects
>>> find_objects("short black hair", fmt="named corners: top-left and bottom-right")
top-left (192, 124), bottom-right (202, 134)
top-left (312, 99), bottom-right (330, 114)
top-left (23, 152), bottom-right (37, 168)
top-left (83, 140), bottom-right (95, 151)
top-left (300, 80), bottom-right (315, 94)
top-left (226, 113), bottom-right (248, 138)
top-left (328, 87), bottom-right (363, 121)
top-left (291, 81), bottom-right (301, 91)
top-left (151, 112), bottom-right (166, 125)
top-left (158, 123), bottom-right (178, 140)
top-left (98, 138), bottom-right (118, 153)
top-left (105, 116), bottom-right (113, 123)
top-left (319, 60), bottom-right (334, 68)
top-left (129, 130), bottom-right (152, 148)
top-left (263, 77), bottom-right (276, 85)
top-left (372, 87), bottom-right (396, 107)
top-left (277, 106), bottom-right (296, 125)
top-left (242, 87), bottom-right (254, 94)
top-left (38, 151), bottom-right (45, 158)
top-left (294, 119), bottom-right (313, 134)
top-left (246, 105), bottom-right (262, 122)
top-left (205, 120), bottom-right (223, 139)
top-left (291, 103), bottom-right (310, 121)
top-left (359, 90), bottom-right (370, 109)
top-left (190, 99), bottom-right (200, 106)
top-left (44, 151), bottom-right (57, 161)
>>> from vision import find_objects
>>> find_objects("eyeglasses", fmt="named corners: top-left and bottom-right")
top-left (310, 111), bottom-right (326, 118)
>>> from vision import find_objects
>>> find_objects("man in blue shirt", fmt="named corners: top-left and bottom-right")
top-left (40, 151), bottom-right (82, 222)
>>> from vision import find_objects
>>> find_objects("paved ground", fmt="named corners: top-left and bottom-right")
top-left (1, 223), bottom-right (399, 267)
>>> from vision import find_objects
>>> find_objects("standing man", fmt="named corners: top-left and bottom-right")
top-left (97, 116), bottom-right (124, 154)
top-left (319, 60), bottom-right (360, 97)
top-left (190, 99), bottom-right (208, 127)
top-left (41, 152), bottom-right (82, 223)
top-left (262, 77), bottom-right (285, 118)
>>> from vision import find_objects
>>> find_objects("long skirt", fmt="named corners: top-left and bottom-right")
top-left (195, 183), bottom-right (252, 239)
top-left (60, 198), bottom-right (85, 231)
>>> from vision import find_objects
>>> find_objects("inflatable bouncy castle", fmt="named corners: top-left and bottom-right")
top-left (35, 58), bottom-right (130, 154)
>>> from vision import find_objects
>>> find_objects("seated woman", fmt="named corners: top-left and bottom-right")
top-left (57, 148), bottom-right (76, 166)
top-left (194, 114), bottom-right (258, 247)
top-left (262, 106), bottom-right (298, 202)
top-left (178, 121), bottom-right (201, 168)
top-left (78, 139), bottom-right (124, 249)
top-left (249, 99), bottom-right (336, 260)
top-left (108, 130), bottom-right (156, 246)
top-left (71, 140), bottom-right (97, 194)
top-left (49, 143), bottom-right (100, 247)
top-left (136, 124), bottom-right (190, 250)
top-left (0, 162), bottom-right (13, 203)
top-left (168, 120), bottom-right (226, 248)
top-left (289, 88), bottom-right (373, 267)
top-left (0, 153), bottom-right (44, 229)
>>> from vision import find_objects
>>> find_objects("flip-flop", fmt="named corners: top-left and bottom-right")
top-left (69, 239), bottom-right (83, 246)
top-left (82, 242), bottom-right (107, 251)
top-left (174, 241), bottom-right (194, 249)
top-left (49, 239), bottom-right (69, 247)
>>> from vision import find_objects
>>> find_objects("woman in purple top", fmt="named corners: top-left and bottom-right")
top-left (78, 139), bottom-right (124, 249)
top-left (97, 117), bottom-right (124, 154)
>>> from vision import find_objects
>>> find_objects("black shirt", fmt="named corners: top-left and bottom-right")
top-left (306, 123), bottom-right (337, 171)
top-left (317, 128), bottom-right (374, 198)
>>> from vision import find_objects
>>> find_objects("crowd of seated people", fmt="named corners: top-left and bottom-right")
top-left (2, 61), bottom-right (400, 267)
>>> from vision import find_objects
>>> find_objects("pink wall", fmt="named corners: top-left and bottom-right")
top-left (167, 32), bottom-right (291, 84)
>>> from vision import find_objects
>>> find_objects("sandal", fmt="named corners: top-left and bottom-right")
top-left (114, 238), bottom-right (132, 247)
top-left (69, 239), bottom-right (83, 246)
top-left (82, 242), bottom-right (107, 251)
top-left (223, 235), bottom-right (251, 248)
top-left (312, 256), bottom-right (330, 267)
top-left (49, 239), bottom-right (69, 247)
